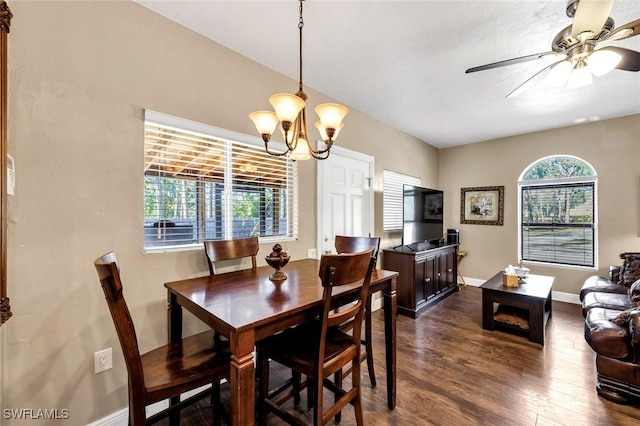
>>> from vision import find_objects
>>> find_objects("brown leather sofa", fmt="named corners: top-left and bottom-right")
top-left (581, 252), bottom-right (640, 403)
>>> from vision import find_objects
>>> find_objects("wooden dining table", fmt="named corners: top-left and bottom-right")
top-left (165, 258), bottom-right (398, 426)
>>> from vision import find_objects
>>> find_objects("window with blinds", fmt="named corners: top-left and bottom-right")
top-left (143, 111), bottom-right (297, 251)
top-left (519, 156), bottom-right (596, 268)
top-left (382, 170), bottom-right (421, 231)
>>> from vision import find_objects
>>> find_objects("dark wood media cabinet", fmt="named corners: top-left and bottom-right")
top-left (383, 244), bottom-right (458, 318)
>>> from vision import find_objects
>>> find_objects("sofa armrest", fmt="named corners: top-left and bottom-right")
top-left (630, 310), bottom-right (640, 364)
top-left (610, 265), bottom-right (621, 282)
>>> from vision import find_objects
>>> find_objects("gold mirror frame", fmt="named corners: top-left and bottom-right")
top-left (0, 1), bottom-right (11, 325)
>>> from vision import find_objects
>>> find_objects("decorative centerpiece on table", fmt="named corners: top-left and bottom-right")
top-left (265, 243), bottom-right (290, 283)
top-left (503, 263), bottom-right (530, 287)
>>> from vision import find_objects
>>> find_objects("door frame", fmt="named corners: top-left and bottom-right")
top-left (316, 145), bottom-right (375, 258)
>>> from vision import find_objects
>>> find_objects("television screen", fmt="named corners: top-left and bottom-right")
top-left (402, 185), bottom-right (444, 246)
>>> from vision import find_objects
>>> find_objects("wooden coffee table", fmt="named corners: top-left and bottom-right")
top-left (480, 272), bottom-right (554, 345)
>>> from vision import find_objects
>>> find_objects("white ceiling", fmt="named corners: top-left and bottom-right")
top-left (134, 0), bottom-right (640, 148)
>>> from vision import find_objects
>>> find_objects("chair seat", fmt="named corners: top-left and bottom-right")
top-left (142, 330), bottom-right (230, 401)
top-left (261, 322), bottom-right (357, 378)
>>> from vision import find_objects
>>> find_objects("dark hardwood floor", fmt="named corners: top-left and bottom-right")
top-left (161, 286), bottom-right (640, 425)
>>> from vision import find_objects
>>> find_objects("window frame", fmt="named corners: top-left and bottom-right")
top-left (517, 156), bottom-right (598, 270)
top-left (143, 110), bottom-right (298, 253)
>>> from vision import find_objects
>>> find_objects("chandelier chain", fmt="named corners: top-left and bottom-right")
top-left (249, 0), bottom-right (348, 161)
top-left (298, 0), bottom-right (304, 91)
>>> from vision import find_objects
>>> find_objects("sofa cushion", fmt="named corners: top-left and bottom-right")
top-left (618, 252), bottom-right (640, 287)
top-left (579, 275), bottom-right (627, 302)
top-left (582, 291), bottom-right (631, 316)
top-left (585, 308), bottom-right (631, 360)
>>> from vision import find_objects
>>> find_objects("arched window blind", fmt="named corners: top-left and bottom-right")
top-left (143, 111), bottom-right (297, 251)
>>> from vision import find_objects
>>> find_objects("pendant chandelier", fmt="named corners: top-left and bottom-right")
top-left (249, 0), bottom-right (348, 161)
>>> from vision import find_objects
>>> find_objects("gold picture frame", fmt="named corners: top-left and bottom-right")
top-left (460, 186), bottom-right (504, 226)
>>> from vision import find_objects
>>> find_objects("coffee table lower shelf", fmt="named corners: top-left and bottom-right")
top-left (480, 272), bottom-right (554, 345)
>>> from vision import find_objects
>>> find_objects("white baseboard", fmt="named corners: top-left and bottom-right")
top-left (86, 385), bottom-right (212, 426)
top-left (86, 408), bottom-right (127, 426)
top-left (459, 276), bottom-right (580, 305)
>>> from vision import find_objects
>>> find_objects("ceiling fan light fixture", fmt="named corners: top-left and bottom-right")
top-left (587, 49), bottom-right (622, 76)
top-left (546, 60), bottom-right (573, 86)
top-left (567, 60), bottom-right (593, 90)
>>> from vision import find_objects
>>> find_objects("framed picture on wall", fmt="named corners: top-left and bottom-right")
top-left (460, 186), bottom-right (504, 226)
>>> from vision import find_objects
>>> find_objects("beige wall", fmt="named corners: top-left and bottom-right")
top-left (440, 114), bottom-right (640, 294)
top-left (3, 2), bottom-right (437, 424)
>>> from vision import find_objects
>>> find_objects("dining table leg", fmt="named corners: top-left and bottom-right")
top-left (229, 330), bottom-right (256, 426)
top-left (166, 292), bottom-right (182, 425)
top-left (383, 276), bottom-right (397, 410)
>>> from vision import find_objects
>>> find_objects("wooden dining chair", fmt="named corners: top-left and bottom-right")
top-left (256, 249), bottom-right (375, 426)
top-left (94, 252), bottom-right (230, 426)
top-left (334, 235), bottom-right (381, 388)
top-left (203, 236), bottom-right (259, 276)
top-left (203, 237), bottom-right (260, 347)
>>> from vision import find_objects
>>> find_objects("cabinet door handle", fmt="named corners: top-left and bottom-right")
top-left (424, 277), bottom-right (431, 283)
top-left (447, 268), bottom-right (453, 272)
top-left (437, 272), bottom-right (441, 277)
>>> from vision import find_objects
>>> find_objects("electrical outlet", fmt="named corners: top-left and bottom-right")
top-left (94, 348), bottom-right (113, 374)
top-left (307, 248), bottom-right (317, 259)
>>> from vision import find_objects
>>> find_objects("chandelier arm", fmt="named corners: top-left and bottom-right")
top-left (308, 140), bottom-right (333, 156)
top-left (263, 141), bottom-right (291, 157)
top-left (285, 116), bottom-right (301, 151)
top-left (310, 148), bottom-right (331, 160)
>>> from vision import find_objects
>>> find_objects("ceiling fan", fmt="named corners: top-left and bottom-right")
top-left (465, 0), bottom-right (640, 98)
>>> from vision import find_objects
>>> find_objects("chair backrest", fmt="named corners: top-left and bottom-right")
top-left (334, 235), bottom-right (381, 268)
top-left (203, 237), bottom-right (259, 275)
top-left (94, 252), bottom-right (145, 391)
top-left (317, 249), bottom-right (375, 366)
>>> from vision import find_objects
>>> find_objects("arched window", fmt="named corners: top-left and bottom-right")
top-left (519, 156), bottom-right (597, 268)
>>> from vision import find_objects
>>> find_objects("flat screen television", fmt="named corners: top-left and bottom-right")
top-left (402, 184), bottom-right (444, 246)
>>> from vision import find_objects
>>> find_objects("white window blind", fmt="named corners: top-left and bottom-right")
top-left (382, 170), bottom-right (421, 231)
top-left (521, 182), bottom-right (595, 267)
top-left (143, 111), bottom-right (297, 250)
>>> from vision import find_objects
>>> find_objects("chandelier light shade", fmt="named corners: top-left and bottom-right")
top-left (249, 0), bottom-right (348, 160)
top-left (248, 111), bottom-right (279, 136)
top-left (269, 93), bottom-right (305, 124)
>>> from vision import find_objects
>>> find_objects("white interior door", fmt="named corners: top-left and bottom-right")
top-left (317, 146), bottom-right (374, 256)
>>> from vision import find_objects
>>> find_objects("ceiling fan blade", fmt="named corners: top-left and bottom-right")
top-left (466, 52), bottom-right (558, 73)
top-left (506, 61), bottom-right (563, 99)
top-left (600, 46), bottom-right (640, 71)
top-left (604, 18), bottom-right (640, 42)
top-left (571, 0), bottom-right (614, 38)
